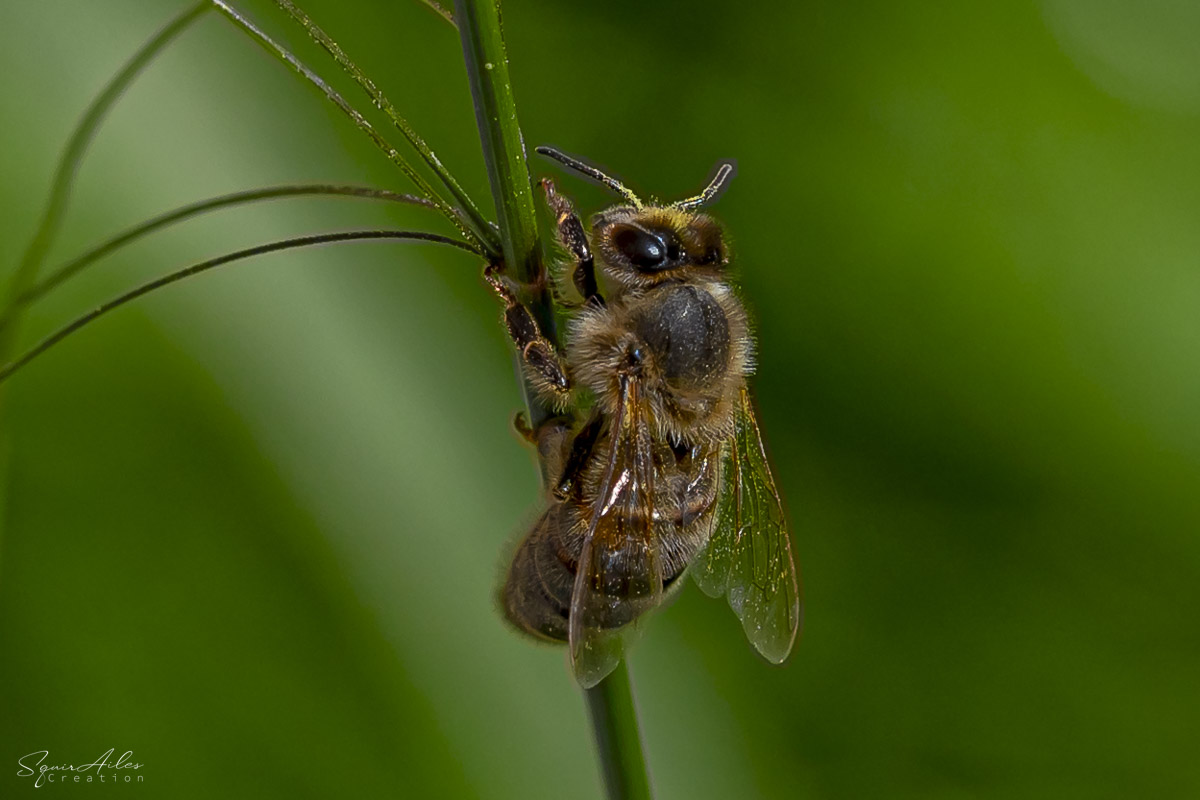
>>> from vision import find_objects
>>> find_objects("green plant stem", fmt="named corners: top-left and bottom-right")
top-left (454, 0), bottom-right (555, 435)
top-left (585, 662), bottom-right (654, 800)
top-left (454, 3), bottom-right (653, 799)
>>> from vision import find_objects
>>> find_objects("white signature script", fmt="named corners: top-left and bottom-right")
top-left (16, 749), bottom-right (143, 788)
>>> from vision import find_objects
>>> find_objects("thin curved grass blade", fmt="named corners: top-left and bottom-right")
top-left (271, 0), bottom-right (499, 253)
top-left (14, 185), bottom-right (439, 313)
top-left (0, 229), bottom-right (480, 385)
top-left (210, 1), bottom-right (495, 257)
top-left (416, 0), bottom-right (457, 28)
top-left (1, 2), bottom-right (211, 359)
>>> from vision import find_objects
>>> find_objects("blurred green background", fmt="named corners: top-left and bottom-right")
top-left (2, 0), bottom-right (1199, 797)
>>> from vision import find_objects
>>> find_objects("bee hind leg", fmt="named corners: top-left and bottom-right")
top-left (511, 411), bottom-right (537, 444)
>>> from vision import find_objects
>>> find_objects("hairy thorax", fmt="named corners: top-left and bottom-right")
top-left (569, 279), bottom-right (753, 444)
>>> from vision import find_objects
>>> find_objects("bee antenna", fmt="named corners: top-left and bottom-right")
top-left (535, 146), bottom-right (643, 208)
top-left (672, 160), bottom-right (737, 211)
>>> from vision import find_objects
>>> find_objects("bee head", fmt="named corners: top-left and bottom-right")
top-left (535, 147), bottom-right (735, 287)
top-left (591, 206), bottom-right (728, 286)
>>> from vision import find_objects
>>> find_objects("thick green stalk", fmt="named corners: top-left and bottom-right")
top-left (585, 662), bottom-right (654, 800)
top-left (453, 3), bottom-right (654, 798)
top-left (453, 0), bottom-right (540, 282)
top-left (453, 0), bottom-right (556, 431)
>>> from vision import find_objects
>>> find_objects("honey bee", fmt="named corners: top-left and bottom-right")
top-left (488, 147), bottom-right (801, 687)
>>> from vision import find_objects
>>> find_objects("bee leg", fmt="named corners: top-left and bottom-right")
top-left (541, 178), bottom-right (603, 306)
top-left (512, 411), bottom-right (536, 444)
top-left (484, 268), bottom-right (572, 407)
top-left (532, 416), bottom-right (574, 484)
top-left (553, 413), bottom-right (602, 500)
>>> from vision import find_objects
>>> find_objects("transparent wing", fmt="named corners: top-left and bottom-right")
top-left (569, 373), bottom-right (662, 688)
top-left (693, 387), bottom-right (801, 663)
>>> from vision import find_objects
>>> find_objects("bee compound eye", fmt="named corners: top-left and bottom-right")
top-left (613, 226), bottom-right (668, 270)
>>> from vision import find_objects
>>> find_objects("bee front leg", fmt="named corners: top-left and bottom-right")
top-left (541, 178), bottom-right (602, 306)
top-left (485, 268), bottom-right (573, 408)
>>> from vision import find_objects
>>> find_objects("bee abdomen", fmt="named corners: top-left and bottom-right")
top-left (503, 505), bottom-right (574, 641)
top-left (503, 502), bottom-right (652, 641)
top-left (503, 495), bottom-right (715, 643)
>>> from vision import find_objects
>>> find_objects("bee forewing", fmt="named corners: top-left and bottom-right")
top-left (569, 529), bottom-right (661, 688)
top-left (568, 374), bottom-right (663, 688)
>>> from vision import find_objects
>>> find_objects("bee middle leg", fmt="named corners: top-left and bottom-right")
top-left (485, 267), bottom-right (572, 407)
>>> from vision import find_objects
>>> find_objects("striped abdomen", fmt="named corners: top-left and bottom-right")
top-left (503, 436), bottom-right (720, 642)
